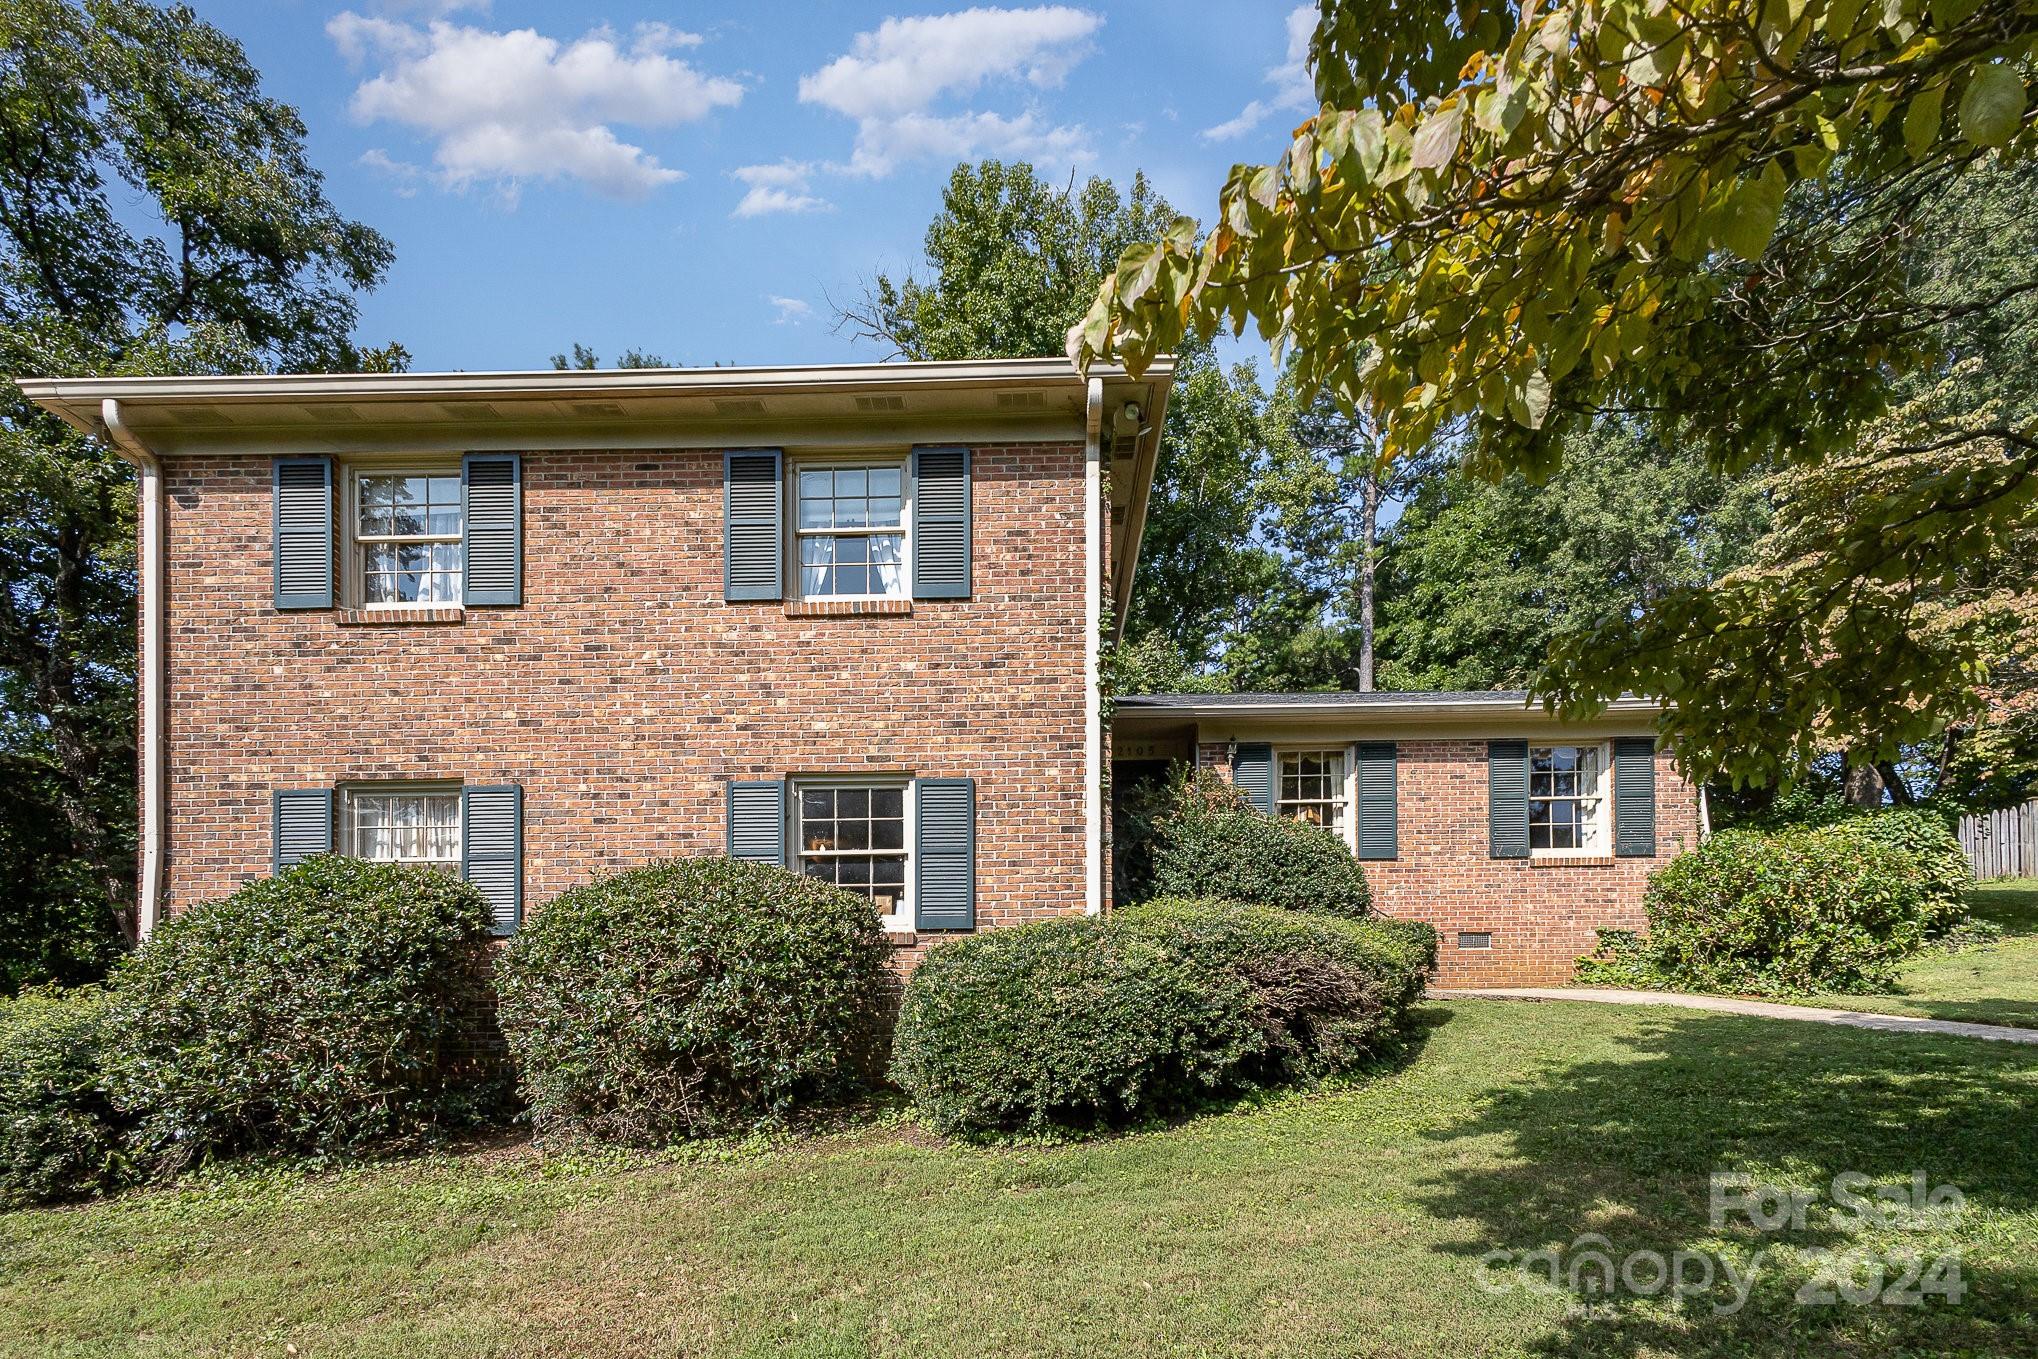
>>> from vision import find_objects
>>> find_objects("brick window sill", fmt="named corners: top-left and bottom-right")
top-left (335, 607), bottom-right (468, 626)
top-left (886, 929), bottom-right (919, 948)
top-left (784, 598), bottom-right (913, 618)
top-left (1530, 853), bottom-right (1616, 868)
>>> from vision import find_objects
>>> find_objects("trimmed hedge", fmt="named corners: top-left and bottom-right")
top-left (105, 858), bottom-right (498, 1174)
top-left (0, 986), bottom-right (123, 1207)
top-left (494, 858), bottom-right (892, 1144)
top-left (1121, 899), bottom-right (1436, 1083)
top-left (890, 900), bottom-right (1433, 1137)
top-left (1579, 809), bottom-right (1974, 995)
top-left (1140, 769), bottom-right (1372, 917)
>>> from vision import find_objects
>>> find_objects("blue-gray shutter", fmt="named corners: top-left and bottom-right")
top-left (462, 785), bottom-right (523, 936)
top-left (914, 777), bottom-right (975, 930)
top-left (273, 457), bottom-right (333, 609)
top-left (272, 788), bottom-right (333, 870)
top-left (1488, 740), bottom-right (1530, 859)
top-left (1355, 741), bottom-right (1398, 860)
top-left (462, 454), bottom-right (521, 606)
top-left (727, 780), bottom-right (787, 866)
top-left (724, 450), bottom-right (783, 602)
top-left (1233, 743), bottom-right (1274, 814)
top-left (1613, 738), bottom-right (1658, 857)
top-left (911, 445), bottom-right (971, 599)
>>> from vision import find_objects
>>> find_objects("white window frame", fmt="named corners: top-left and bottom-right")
top-left (788, 454), bottom-right (913, 603)
top-left (1276, 746), bottom-right (1353, 843)
top-left (792, 775), bottom-right (914, 931)
top-left (1528, 742), bottom-right (1611, 857)
top-left (341, 782), bottom-right (463, 868)
top-left (345, 463), bottom-right (464, 610)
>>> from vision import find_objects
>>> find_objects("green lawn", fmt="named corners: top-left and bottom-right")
top-left (6, 1001), bottom-right (2037, 1358)
top-left (1792, 878), bottom-right (2038, 1030)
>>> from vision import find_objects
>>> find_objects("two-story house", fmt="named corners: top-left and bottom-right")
top-left (23, 358), bottom-right (1696, 985)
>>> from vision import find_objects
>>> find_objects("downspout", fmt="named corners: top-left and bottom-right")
top-left (1084, 377), bottom-right (1105, 917)
top-left (98, 399), bottom-right (166, 939)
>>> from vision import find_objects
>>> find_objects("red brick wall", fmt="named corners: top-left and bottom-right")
top-left (1197, 737), bottom-right (1701, 986)
top-left (160, 442), bottom-right (1094, 946)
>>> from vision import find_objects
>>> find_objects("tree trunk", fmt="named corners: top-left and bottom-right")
top-left (1843, 759), bottom-right (1884, 809)
top-left (1875, 760), bottom-right (1915, 806)
top-left (1358, 471), bottom-right (1380, 692)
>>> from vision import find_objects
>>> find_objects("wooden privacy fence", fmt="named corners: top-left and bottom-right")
top-left (1960, 799), bottom-right (2038, 880)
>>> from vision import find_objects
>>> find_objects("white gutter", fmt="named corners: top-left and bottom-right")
top-left (98, 399), bottom-right (165, 939)
top-left (17, 356), bottom-right (1178, 432)
top-left (1084, 377), bottom-right (1105, 917)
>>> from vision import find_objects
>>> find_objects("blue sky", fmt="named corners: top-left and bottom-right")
top-left (195, 1), bottom-right (1315, 373)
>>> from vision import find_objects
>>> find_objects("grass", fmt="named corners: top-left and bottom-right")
top-left (6, 1000), bottom-right (2038, 1358)
top-left (1790, 878), bottom-right (2038, 1030)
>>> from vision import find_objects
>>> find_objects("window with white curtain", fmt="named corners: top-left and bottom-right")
top-left (352, 471), bottom-right (463, 606)
top-left (346, 788), bottom-right (461, 866)
top-left (794, 463), bottom-right (907, 598)
top-left (1528, 745), bottom-right (1607, 853)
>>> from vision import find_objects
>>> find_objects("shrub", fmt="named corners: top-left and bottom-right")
top-left (1121, 899), bottom-right (1436, 1082)
top-left (890, 900), bottom-right (1433, 1137)
top-left (1140, 769), bottom-right (1372, 917)
top-left (105, 858), bottom-right (497, 1174)
top-left (1591, 819), bottom-right (1961, 995)
top-left (1841, 806), bottom-right (1970, 932)
top-left (889, 915), bottom-right (1254, 1137)
top-left (0, 987), bottom-right (124, 1207)
top-left (494, 858), bottom-right (892, 1144)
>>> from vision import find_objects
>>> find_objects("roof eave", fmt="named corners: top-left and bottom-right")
top-left (1113, 694), bottom-right (1667, 722)
top-left (15, 356), bottom-right (1178, 437)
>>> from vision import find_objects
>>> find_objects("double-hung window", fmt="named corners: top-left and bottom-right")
top-left (796, 781), bottom-right (909, 920)
top-left (353, 471), bottom-right (463, 606)
top-left (345, 787), bottom-right (461, 867)
top-left (1528, 745), bottom-right (1607, 853)
top-left (1278, 748), bottom-right (1350, 837)
top-left (795, 462), bottom-right (907, 599)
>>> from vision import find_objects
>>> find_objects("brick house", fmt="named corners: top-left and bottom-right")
top-left (23, 358), bottom-right (1688, 985)
top-left (1113, 694), bottom-right (1700, 985)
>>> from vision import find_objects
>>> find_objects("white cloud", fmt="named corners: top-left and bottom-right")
top-left (328, 13), bottom-right (743, 200)
top-left (798, 6), bottom-right (1103, 177)
top-left (358, 147), bottom-right (425, 197)
top-left (1202, 5), bottom-right (1316, 142)
top-left (768, 296), bottom-right (814, 325)
top-left (730, 161), bottom-right (831, 218)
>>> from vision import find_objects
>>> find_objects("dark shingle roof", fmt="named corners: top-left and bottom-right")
top-left (1118, 690), bottom-right (1534, 709)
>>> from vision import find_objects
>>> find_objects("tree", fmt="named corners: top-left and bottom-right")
top-left (1121, 359), bottom-right (1274, 675)
top-left (838, 160), bottom-right (1179, 363)
top-left (548, 344), bottom-right (672, 370)
top-left (1378, 419), bottom-right (1770, 690)
top-left (1074, 0), bottom-right (2038, 789)
top-left (1, 0), bottom-right (398, 966)
top-left (837, 160), bottom-right (1275, 681)
top-left (1264, 373), bottom-right (1452, 690)
top-left (1554, 368), bottom-right (2038, 798)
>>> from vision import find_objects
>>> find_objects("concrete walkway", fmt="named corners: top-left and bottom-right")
top-left (1428, 986), bottom-right (2038, 1046)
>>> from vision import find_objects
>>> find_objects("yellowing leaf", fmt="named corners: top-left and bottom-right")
top-left (1412, 100), bottom-right (1464, 170)
top-left (1114, 242), bottom-right (1162, 308)
top-left (1506, 366), bottom-right (1552, 429)
top-left (1959, 64), bottom-right (2027, 148)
